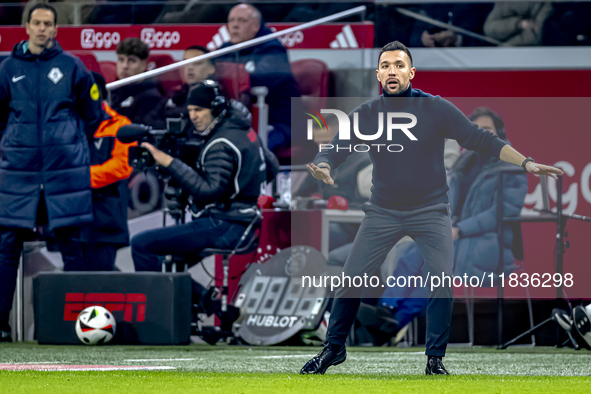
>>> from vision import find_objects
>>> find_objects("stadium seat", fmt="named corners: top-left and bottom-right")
top-left (147, 54), bottom-right (183, 96)
top-left (291, 59), bottom-right (329, 111)
top-left (99, 61), bottom-right (118, 84)
top-left (215, 61), bottom-right (251, 103)
top-left (70, 51), bottom-right (102, 74)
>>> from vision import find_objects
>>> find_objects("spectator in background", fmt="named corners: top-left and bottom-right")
top-left (542, 2), bottom-right (591, 46)
top-left (85, 0), bottom-right (163, 24)
top-left (406, 3), bottom-right (494, 47)
top-left (484, 2), bottom-right (552, 46)
top-left (163, 45), bottom-right (216, 120)
top-left (21, 0), bottom-right (95, 25)
top-left (156, 1), bottom-right (231, 24)
top-left (161, 45), bottom-right (251, 131)
top-left (111, 37), bottom-right (164, 128)
top-left (75, 72), bottom-right (137, 271)
top-left (0, 4), bottom-right (103, 342)
top-left (216, 3), bottom-right (301, 157)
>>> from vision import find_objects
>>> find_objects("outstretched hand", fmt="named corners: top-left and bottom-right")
top-left (525, 162), bottom-right (564, 180)
top-left (307, 163), bottom-right (334, 185)
top-left (141, 142), bottom-right (174, 168)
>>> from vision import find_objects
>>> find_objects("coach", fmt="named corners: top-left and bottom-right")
top-left (0, 4), bottom-right (103, 342)
top-left (301, 41), bottom-right (563, 375)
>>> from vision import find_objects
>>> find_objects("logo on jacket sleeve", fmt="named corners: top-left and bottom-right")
top-left (47, 67), bottom-right (64, 84)
top-left (90, 83), bottom-right (100, 101)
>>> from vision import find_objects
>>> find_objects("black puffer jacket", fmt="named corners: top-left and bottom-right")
top-left (0, 39), bottom-right (103, 230)
top-left (166, 108), bottom-right (279, 223)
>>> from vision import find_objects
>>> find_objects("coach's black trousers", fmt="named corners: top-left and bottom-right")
top-left (326, 202), bottom-right (454, 357)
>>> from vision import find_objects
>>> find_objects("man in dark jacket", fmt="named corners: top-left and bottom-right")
top-left (0, 3), bottom-right (103, 342)
top-left (375, 107), bottom-right (528, 343)
top-left (131, 81), bottom-right (279, 324)
top-left (161, 45), bottom-right (251, 127)
top-left (302, 41), bottom-right (562, 375)
top-left (163, 45), bottom-right (216, 120)
top-left (216, 3), bottom-right (300, 156)
top-left (75, 72), bottom-right (137, 271)
top-left (111, 37), bottom-right (164, 128)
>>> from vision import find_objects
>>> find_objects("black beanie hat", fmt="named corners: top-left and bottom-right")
top-left (187, 83), bottom-right (217, 109)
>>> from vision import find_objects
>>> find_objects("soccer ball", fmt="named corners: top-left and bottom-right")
top-left (75, 306), bottom-right (116, 345)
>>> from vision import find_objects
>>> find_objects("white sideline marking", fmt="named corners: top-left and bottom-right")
top-left (124, 358), bottom-right (199, 362)
top-left (0, 364), bottom-right (175, 371)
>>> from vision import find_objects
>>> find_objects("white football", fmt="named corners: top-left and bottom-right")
top-left (75, 306), bottom-right (116, 345)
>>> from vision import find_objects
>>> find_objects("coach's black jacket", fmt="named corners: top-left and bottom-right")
top-left (166, 108), bottom-right (279, 223)
top-left (315, 83), bottom-right (508, 211)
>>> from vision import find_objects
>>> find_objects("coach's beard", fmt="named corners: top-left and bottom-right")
top-left (383, 82), bottom-right (411, 97)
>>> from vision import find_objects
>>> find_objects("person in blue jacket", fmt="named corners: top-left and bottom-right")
top-left (376, 107), bottom-right (528, 339)
top-left (216, 3), bottom-right (301, 159)
top-left (0, 3), bottom-right (103, 343)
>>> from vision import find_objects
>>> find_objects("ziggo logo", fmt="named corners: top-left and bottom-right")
top-left (269, 27), bottom-right (303, 48)
top-left (141, 28), bottom-right (181, 49)
top-left (80, 29), bottom-right (121, 49)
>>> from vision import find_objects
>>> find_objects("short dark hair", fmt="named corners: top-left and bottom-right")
top-left (378, 41), bottom-right (413, 68)
top-left (28, 3), bottom-right (57, 26)
top-left (469, 106), bottom-right (506, 139)
top-left (185, 45), bottom-right (210, 53)
top-left (116, 37), bottom-right (149, 60)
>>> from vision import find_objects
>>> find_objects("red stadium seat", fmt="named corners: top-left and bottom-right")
top-left (290, 59), bottom-right (328, 111)
top-left (215, 61), bottom-right (251, 102)
top-left (70, 51), bottom-right (101, 74)
top-left (99, 61), bottom-right (118, 84)
top-left (147, 54), bottom-right (183, 95)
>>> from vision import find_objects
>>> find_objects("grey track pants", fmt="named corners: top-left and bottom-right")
top-left (326, 202), bottom-right (454, 357)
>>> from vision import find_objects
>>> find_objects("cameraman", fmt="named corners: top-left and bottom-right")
top-left (131, 81), bottom-right (278, 319)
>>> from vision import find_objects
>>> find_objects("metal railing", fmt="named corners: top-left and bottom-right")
top-left (106, 6), bottom-right (366, 90)
top-left (106, 5), bottom-right (366, 148)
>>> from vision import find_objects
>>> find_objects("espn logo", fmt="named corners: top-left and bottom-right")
top-left (63, 293), bottom-right (146, 322)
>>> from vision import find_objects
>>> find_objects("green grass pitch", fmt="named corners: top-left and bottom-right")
top-left (1, 344), bottom-right (590, 393)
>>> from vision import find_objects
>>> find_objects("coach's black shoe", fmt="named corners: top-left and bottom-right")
top-left (425, 356), bottom-right (449, 375)
top-left (0, 329), bottom-right (12, 343)
top-left (300, 343), bottom-right (346, 375)
top-left (573, 306), bottom-right (591, 350)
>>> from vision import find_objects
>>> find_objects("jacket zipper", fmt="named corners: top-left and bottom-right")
top-left (37, 58), bottom-right (44, 220)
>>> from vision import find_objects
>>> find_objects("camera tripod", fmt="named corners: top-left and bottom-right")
top-left (499, 175), bottom-right (591, 350)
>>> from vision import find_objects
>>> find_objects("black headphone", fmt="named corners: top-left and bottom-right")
top-left (203, 79), bottom-right (228, 117)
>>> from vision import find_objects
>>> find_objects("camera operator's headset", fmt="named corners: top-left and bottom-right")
top-left (195, 79), bottom-right (229, 137)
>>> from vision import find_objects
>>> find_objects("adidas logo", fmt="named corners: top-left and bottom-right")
top-left (207, 26), bottom-right (231, 51)
top-left (329, 24), bottom-right (358, 49)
